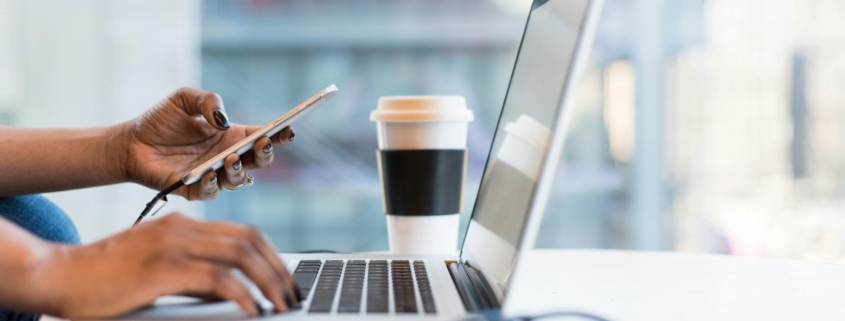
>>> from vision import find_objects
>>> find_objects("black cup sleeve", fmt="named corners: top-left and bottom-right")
top-left (377, 149), bottom-right (466, 215)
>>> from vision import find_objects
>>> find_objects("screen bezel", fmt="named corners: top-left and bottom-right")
top-left (458, 0), bottom-right (605, 305)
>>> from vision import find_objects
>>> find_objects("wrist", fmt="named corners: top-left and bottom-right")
top-left (31, 244), bottom-right (99, 318)
top-left (11, 242), bottom-right (72, 316)
top-left (103, 121), bottom-right (133, 184)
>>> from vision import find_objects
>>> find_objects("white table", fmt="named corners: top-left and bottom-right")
top-left (505, 249), bottom-right (845, 321)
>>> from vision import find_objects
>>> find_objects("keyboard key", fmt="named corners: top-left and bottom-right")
top-left (308, 262), bottom-right (342, 314)
top-left (293, 273), bottom-right (317, 292)
top-left (366, 261), bottom-right (390, 313)
top-left (414, 261), bottom-right (436, 314)
top-left (335, 260), bottom-right (365, 314)
top-left (391, 261), bottom-right (418, 313)
top-left (293, 261), bottom-right (323, 298)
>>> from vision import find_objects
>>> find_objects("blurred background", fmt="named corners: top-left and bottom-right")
top-left (2, 0), bottom-right (845, 263)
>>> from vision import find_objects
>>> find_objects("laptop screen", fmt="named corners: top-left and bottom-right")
top-left (460, 0), bottom-right (595, 297)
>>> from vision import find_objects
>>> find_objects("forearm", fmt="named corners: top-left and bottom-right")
top-left (0, 124), bottom-right (129, 196)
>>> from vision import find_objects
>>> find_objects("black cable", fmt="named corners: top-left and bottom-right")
top-left (460, 311), bottom-right (612, 321)
top-left (296, 249), bottom-right (346, 254)
top-left (159, 179), bottom-right (187, 196)
top-left (133, 180), bottom-right (185, 226)
top-left (509, 311), bottom-right (613, 321)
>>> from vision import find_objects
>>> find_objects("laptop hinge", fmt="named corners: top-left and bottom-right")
top-left (448, 262), bottom-right (501, 319)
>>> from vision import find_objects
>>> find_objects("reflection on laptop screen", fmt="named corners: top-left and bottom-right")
top-left (461, 0), bottom-right (591, 294)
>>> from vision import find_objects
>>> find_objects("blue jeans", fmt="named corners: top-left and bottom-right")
top-left (0, 195), bottom-right (80, 321)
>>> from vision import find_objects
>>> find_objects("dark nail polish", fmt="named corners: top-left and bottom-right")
top-left (209, 177), bottom-right (217, 186)
top-left (254, 302), bottom-right (264, 316)
top-left (233, 159), bottom-right (241, 170)
top-left (288, 129), bottom-right (296, 142)
top-left (283, 290), bottom-right (295, 309)
top-left (263, 141), bottom-right (272, 154)
top-left (213, 110), bottom-right (230, 129)
top-left (293, 283), bottom-right (304, 302)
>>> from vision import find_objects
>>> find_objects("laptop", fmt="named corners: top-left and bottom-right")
top-left (120, 0), bottom-right (603, 319)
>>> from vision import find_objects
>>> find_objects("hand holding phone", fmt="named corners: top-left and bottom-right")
top-left (133, 84), bottom-right (338, 226)
top-left (181, 84), bottom-right (338, 185)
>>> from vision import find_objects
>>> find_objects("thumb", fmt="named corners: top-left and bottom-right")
top-left (173, 87), bottom-right (231, 130)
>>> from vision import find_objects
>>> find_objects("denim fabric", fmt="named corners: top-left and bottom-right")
top-left (0, 195), bottom-right (80, 244)
top-left (0, 195), bottom-right (80, 321)
top-left (0, 311), bottom-right (39, 321)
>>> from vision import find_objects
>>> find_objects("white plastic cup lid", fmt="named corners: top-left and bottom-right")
top-left (504, 115), bottom-right (552, 153)
top-left (371, 96), bottom-right (474, 122)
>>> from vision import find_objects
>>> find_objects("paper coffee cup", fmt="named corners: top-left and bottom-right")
top-left (372, 96), bottom-right (473, 150)
top-left (371, 96), bottom-right (473, 255)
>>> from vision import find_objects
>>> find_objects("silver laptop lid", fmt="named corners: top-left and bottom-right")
top-left (459, 0), bottom-right (603, 303)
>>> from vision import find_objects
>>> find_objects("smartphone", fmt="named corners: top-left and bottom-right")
top-left (180, 84), bottom-right (338, 185)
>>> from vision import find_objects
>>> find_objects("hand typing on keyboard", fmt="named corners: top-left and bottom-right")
top-left (4, 213), bottom-right (300, 319)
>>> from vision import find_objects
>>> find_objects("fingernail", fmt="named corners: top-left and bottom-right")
top-left (233, 159), bottom-right (241, 170)
top-left (253, 302), bottom-right (263, 316)
top-left (263, 141), bottom-right (272, 154)
top-left (293, 284), bottom-right (304, 302)
top-left (283, 290), bottom-right (295, 309)
top-left (213, 110), bottom-right (230, 129)
top-left (209, 176), bottom-right (217, 186)
top-left (288, 129), bottom-right (296, 142)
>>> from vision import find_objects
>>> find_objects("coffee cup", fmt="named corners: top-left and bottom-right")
top-left (370, 96), bottom-right (474, 255)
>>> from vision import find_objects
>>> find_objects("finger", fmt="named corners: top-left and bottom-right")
top-left (250, 137), bottom-right (274, 169)
top-left (173, 87), bottom-right (230, 130)
top-left (240, 127), bottom-right (289, 170)
top-left (192, 223), bottom-right (294, 285)
top-left (170, 262), bottom-right (258, 317)
top-left (188, 222), bottom-right (297, 308)
top-left (179, 229), bottom-right (289, 312)
top-left (260, 234), bottom-right (303, 307)
top-left (222, 153), bottom-right (246, 189)
top-left (185, 171), bottom-right (220, 201)
top-left (244, 125), bottom-right (294, 147)
top-left (271, 126), bottom-right (295, 147)
top-left (211, 270), bottom-right (261, 317)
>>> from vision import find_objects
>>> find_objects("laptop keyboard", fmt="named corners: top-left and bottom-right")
top-left (293, 259), bottom-right (436, 315)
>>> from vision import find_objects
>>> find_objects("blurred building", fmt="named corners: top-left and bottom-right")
top-left (667, 0), bottom-right (845, 262)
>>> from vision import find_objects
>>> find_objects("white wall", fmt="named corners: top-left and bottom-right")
top-left (1, 0), bottom-right (203, 242)
top-left (0, 1), bottom-right (18, 114)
